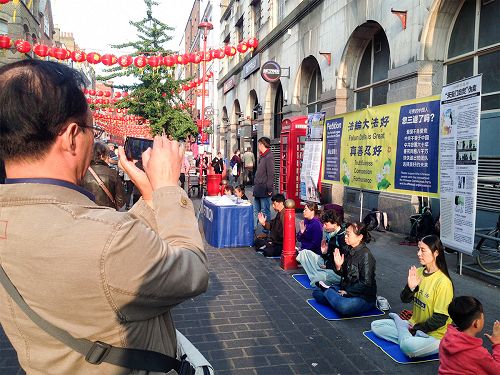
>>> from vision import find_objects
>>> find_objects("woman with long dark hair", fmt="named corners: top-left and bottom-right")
top-left (312, 222), bottom-right (377, 316)
top-left (371, 234), bottom-right (454, 358)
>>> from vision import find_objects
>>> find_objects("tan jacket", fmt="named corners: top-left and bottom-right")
top-left (0, 183), bottom-right (208, 374)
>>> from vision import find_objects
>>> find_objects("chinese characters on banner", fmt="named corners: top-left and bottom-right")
top-left (300, 112), bottom-right (325, 203)
top-left (439, 75), bottom-right (482, 255)
top-left (322, 96), bottom-right (440, 198)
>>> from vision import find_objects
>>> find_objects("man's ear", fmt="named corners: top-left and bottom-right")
top-left (60, 122), bottom-right (80, 154)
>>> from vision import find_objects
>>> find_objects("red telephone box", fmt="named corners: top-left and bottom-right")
top-left (279, 116), bottom-right (307, 208)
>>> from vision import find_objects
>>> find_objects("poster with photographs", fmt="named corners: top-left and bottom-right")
top-left (300, 112), bottom-right (325, 203)
top-left (439, 75), bottom-right (481, 255)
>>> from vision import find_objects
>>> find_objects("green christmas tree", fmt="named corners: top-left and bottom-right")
top-left (98, 0), bottom-right (196, 139)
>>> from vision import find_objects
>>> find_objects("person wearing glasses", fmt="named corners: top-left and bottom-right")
top-left (0, 60), bottom-right (208, 373)
top-left (312, 222), bottom-right (377, 317)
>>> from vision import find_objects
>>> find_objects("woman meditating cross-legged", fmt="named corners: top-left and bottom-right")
top-left (312, 222), bottom-right (377, 317)
top-left (371, 235), bottom-right (454, 358)
top-left (297, 209), bottom-right (347, 286)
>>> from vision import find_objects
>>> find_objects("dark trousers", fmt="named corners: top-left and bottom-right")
top-left (254, 238), bottom-right (283, 257)
top-left (179, 173), bottom-right (186, 189)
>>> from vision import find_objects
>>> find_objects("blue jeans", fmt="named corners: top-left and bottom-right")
top-left (253, 196), bottom-right (271, 232)
top-left (312, 286), bottom-right (374, 317)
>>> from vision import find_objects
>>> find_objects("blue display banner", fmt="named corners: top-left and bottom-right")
top-left (323, 118), bottom-right (344, 182)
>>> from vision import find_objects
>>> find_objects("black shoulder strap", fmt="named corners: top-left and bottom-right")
top-left (0, 264), bottom-right (186, 373)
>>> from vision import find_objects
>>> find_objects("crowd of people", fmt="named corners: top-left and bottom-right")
top-left (0, 59), bottom-right (498, 374)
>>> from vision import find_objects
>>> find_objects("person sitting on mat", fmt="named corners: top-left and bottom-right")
top-left (438, 296), bottom-right (500, 374)
top-left (296, 202), bottom-right (323, 255)
top-left (254, 194), bottom-right (285, 257)
top-left (234, 185), bottom-right (248, 200)
top-left (371, 234), bottom-right (453, 358)
top-left (312, 222), bottom-right (377, 316)
top-left (297, 209), bottom-right (347, 287)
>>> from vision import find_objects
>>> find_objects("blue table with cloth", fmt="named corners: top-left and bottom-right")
top-left (202, 197), bottom-right (254, 248)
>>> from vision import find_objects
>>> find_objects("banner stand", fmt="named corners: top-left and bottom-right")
top-left (359, 189), bottom-right (364, 222)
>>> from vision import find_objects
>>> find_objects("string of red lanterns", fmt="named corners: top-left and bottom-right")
top-left (0, 34), bottom-right (259, 68)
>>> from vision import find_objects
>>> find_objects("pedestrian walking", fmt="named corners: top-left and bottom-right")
top-left (242, 147), bottom-right (255, 185)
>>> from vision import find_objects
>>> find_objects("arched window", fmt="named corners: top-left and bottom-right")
top-left (446, 0), bottom-right (500, 111)
top-left (307, 67), bottom-right (322, 113)
top-left (355, 29), bottom-right (390, 109)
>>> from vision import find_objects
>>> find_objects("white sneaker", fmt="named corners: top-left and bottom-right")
top-left (376, 296), bottom-right (391, 311)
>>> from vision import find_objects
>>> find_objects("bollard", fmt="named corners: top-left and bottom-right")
top-left (281, 199), bottom-right (298, 270)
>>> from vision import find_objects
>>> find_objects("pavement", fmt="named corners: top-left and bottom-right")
top-left (1, 188), bottom-right (499, 375)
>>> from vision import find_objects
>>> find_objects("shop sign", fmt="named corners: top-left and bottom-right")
top-left (242, 54), bottom-right (260, 79)
top-left (261, 61), bottom-right (281, 83)
top-left (223, 76), bottom-right (236, 94)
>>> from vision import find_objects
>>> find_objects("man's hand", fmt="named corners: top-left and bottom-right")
top-left (333, 248), bottom-right (344, 270)
top-left (338, 290), bottom-right (347, 296)
top-left (118, 148), bottom-right (153, 201)
top-left (407, 266), bottom-right (422, 291)
top-left (258, 212), bottom-right (266, 226)
top-left (142, 136), bottom-right (184, 190)
top-left (485, 320), bottom-right (500, 345)
top-left (320, 239), bottom-right (328, 254)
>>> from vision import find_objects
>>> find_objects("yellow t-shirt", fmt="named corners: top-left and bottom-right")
top-left (408, 267), bottom-right (453, 339)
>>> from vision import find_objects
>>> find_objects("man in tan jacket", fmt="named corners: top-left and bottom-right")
top-left (0, 60), bottom-right (208, 374)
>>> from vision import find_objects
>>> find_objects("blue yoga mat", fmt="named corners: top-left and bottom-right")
top-left (307, 299), bottom-right (384, 320)
top-left (363, 330), bottom-right (439, 364)
top-left (292, 274), bottom-right (313, 289)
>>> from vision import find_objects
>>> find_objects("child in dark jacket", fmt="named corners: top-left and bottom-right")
top-left (439, 296), bottom-right (500, 375)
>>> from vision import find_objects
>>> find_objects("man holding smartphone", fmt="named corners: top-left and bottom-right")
top-left (0, 60), bottom-right (208, 373)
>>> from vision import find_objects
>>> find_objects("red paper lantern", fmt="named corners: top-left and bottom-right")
top-left (194, 52), bottom-right (203, 64)
top-left (104, 91), bottom-right (111, 97)
top-left (181, 54), bottom-right (189, 65)
top-left (0, 35), bottom-right (11, 49)
top-left (14, 39), bottom-right (31, 54)
top-left (134, 56), bottom-right (147, 68)
top-left (224, 45), bottom-right (237, 56)
top-left (147, 56), bottom-right (160, 67)
top-left (213, 49), bottom-right (225, 59)
top-left (122, 92), bottom-right (129, 97)
top-left (71, 50), bottom-right (87, 63)
top-left (117, 55), bottom-right (133, 67)
top-left (237, 41), bottom-right (249, 53)
top-left (97, 90), bottom-right (103, 97)
top-left (33, 44), bottom-right (49, 57)
top-left (0, 0), bottom-right (10, 4)
top-left (53, 47), bottom-right (69, 60)
top-left (114, 92), bottom-right (122, 98)
top-left (163, 55), bottom-right (175, 67)
top-left (182, 85), bottom-right (189, 91)
top-left (247, 37), bottom-right (259, 49)
top-left (89, 89), bottom-right (96, 96)
top-left (87, 52), bottom-right (101, 64)
top-left (188, 53), bottom-right (196, 63)
top-left (101, 54), bottom-right (117, 66)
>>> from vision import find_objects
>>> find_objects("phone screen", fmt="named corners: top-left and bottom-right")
top-left (124, 137), bottom-right (154, 160)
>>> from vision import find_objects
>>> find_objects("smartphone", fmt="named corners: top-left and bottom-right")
top-left (124, 136), bottom-right (154, 161)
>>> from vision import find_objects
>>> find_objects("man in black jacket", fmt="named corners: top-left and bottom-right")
top-left (254, 194), bottom-right (285, 257)
top-left (253, 137), bottom-right (274, 231)
top-left (211, 151), bottom-right (224, 174)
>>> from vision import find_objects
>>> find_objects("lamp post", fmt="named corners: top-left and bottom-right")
top-left (198, 20), bottom-right (213, 189)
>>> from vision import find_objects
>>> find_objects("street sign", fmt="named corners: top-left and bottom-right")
top-left (261, 61), bottom-right (281, 83)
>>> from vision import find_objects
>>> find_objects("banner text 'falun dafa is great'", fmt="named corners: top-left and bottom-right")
top-left (322, 95), bottom-right (441, 198)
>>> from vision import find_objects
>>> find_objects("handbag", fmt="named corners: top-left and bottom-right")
top-left (0, 263), bottom-right (213, 374)
top-left (88, 166), bottom-right (117, 208)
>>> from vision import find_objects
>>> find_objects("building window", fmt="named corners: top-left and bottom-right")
top-left (0, 19), bottom-right (8, 35)
top-left (307, 67), bottom-right (322, 114)
top-left (252, 0), bottom-right (261, 33)
top-left (354, 29), bottom-right (390, 109)
top-left (446, 0), bottom-right (500, 112)
top-left (278, 0), bottom-right (286, 23)
top-left (235, 17), bottom-right (243, 43)
top-left (44, 14), bottom-right (50, 36)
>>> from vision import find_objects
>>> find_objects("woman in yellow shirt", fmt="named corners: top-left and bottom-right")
top-left (371, 235), bottom-right (454, 358)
